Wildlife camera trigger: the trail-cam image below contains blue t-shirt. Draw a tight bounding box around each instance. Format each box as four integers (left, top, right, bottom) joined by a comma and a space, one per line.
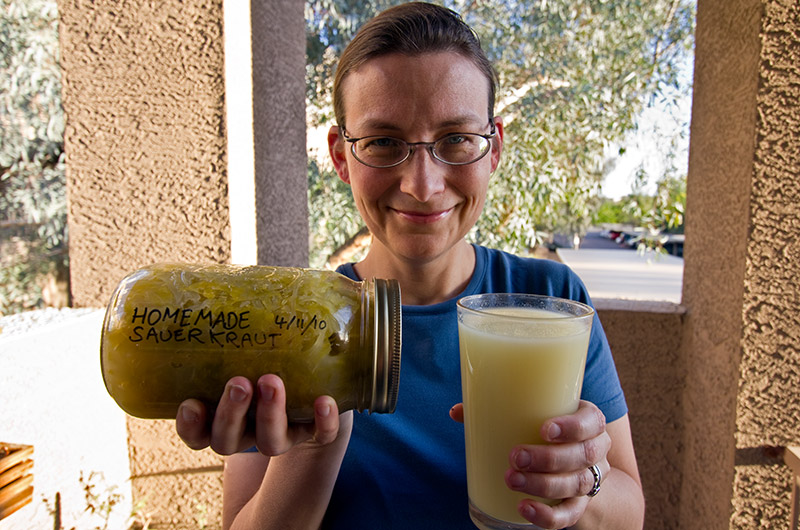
321, 245, 626, 529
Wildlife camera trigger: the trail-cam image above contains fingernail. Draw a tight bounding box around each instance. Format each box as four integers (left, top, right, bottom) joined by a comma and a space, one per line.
259, 383, 275, 402
514, 450, 531, 469
522, 504, 536, 519
547, 422, 562, 440
316, 402, 331, 418
508, 472, 526, 488
229, 384, 248, 402
181, 406, 199, 423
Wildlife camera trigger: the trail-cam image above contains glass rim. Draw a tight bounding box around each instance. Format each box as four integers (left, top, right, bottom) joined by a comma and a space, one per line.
456, 293, 595, 321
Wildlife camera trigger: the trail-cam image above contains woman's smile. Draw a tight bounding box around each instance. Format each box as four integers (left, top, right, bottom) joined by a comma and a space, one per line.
390, 206, 454, 225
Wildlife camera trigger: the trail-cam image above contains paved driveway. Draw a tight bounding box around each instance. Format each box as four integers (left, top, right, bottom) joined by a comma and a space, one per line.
557, 248, 684, 303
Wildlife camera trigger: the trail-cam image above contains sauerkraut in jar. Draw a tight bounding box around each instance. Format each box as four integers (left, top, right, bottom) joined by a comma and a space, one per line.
100, 264, 401, 422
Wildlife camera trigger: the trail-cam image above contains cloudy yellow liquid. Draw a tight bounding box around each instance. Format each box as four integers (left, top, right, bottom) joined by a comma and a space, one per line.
458, 306, 591, 526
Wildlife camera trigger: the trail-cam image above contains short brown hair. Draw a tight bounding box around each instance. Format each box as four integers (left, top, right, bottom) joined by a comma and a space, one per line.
332, 2, 497, 129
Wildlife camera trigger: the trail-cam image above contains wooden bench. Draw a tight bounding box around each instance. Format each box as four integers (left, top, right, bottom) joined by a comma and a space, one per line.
0, 443, 33, 521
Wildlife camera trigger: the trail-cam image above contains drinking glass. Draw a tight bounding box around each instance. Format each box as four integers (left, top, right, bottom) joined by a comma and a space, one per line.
457, 293, 594, 530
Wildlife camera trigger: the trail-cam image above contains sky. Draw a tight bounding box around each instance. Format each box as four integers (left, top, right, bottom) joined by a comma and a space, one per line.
600, 56, 695, 200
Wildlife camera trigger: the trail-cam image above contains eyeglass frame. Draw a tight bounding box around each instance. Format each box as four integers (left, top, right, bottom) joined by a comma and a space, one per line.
340, 121, 497, 168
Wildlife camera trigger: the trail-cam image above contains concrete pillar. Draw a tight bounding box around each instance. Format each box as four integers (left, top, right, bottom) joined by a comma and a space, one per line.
226, 1, 308, 267
58, 0, 307, 526
251, 1, 309, 267
680, 0, 800, 527
731, 0, 800, 526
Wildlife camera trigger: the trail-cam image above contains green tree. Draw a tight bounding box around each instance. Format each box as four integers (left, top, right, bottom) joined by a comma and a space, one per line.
0, 0, 67, 315
622, 173, 686, 234
305, 0, 695, 266
591, 169, 686, 255
305, 0, 401, 267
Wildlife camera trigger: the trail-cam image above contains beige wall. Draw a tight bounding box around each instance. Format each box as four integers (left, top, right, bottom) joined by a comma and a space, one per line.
597, 300, 687, 529
679, 0, 763, 526
58, 0, 307, 526
58, 0, 800, 528
60, 0, 231, 307
679, 0, 800, 528
732, 0, 800, 526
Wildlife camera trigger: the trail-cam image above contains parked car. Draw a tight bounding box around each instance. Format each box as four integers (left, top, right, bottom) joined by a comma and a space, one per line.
662, 234, 684, 257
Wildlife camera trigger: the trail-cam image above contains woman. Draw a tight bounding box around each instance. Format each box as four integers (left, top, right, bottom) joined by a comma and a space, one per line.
176, 3, 645, 529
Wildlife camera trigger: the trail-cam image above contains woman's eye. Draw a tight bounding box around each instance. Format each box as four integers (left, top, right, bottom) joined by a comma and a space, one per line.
443, 134, 467, 145
366, 137, 399, 149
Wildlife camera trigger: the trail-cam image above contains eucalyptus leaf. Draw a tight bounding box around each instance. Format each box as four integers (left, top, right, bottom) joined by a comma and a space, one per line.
1, 0, 66, 315
305, 0, 693, 263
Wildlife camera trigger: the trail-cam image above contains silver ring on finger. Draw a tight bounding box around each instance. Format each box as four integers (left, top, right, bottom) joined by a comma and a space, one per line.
587, 464, 602, 497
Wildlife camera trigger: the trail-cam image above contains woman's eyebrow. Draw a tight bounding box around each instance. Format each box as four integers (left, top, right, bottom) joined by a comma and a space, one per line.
355, 119, 403, 133
436, 115, 485, 128
355, 115, 485, 133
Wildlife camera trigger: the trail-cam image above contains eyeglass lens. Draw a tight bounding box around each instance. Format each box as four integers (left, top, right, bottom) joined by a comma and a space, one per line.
352, 134, 490, 167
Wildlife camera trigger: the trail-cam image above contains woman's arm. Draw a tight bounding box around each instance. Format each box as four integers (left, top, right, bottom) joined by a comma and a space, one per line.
569, 414, 643, 529
176, 374, 353, 530
223, 411, 353, 530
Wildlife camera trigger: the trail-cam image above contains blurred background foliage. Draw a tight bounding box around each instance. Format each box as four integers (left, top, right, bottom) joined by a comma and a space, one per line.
306, 0, 694, 267
1, 0, 693, 313
1, 0, 67, 316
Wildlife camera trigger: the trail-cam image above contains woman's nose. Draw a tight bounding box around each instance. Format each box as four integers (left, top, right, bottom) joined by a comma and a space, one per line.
398, 147, 447, 202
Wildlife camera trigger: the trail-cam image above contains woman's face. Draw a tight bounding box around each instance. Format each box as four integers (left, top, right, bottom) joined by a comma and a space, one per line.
329, 51, 503, 266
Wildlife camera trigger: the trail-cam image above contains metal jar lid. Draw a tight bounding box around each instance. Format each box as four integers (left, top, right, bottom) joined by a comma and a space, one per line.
371, 278, 402, 413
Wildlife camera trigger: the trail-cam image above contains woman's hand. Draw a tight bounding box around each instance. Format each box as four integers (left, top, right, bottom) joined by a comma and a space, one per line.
504, 400, 611, 529
450, 400, 613, 530
176, 374, 344, 456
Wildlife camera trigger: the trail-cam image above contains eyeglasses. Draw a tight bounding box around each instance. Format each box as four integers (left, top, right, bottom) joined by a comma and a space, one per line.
342, 123, 496, 168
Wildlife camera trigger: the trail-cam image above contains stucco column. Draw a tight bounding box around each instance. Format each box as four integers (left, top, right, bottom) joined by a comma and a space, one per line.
58, 0, 307, 526
680, 0, 800, 528
59, 0, 231, 306
731, 0, 800, 527
226, 0, 309, 267
678, 0, 762, 526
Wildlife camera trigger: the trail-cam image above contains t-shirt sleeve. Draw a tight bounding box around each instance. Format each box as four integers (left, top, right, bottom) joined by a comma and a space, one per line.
494, 251, 628, 423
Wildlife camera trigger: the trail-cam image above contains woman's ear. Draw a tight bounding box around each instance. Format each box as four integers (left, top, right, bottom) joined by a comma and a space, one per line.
328, 125, 351, 184
490, 116, 504, 173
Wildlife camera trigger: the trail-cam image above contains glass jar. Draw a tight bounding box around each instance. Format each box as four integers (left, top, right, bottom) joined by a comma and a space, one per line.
100, 263, 402, 422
